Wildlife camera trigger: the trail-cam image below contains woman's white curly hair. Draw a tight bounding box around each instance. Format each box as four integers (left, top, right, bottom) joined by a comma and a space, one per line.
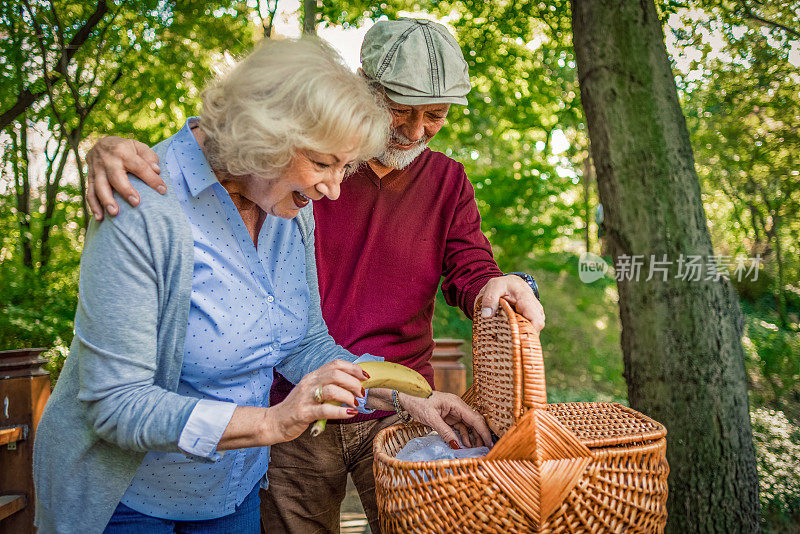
199, 38, 389, 178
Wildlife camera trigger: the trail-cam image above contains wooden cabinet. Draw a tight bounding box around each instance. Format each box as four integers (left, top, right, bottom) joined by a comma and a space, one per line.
0, 348, 50, 534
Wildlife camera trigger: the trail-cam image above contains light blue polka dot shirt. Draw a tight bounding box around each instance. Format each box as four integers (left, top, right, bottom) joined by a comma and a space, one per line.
119, 119, 330, 520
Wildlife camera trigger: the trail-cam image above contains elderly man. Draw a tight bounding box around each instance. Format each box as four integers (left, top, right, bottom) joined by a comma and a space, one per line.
86, 19, 545, 533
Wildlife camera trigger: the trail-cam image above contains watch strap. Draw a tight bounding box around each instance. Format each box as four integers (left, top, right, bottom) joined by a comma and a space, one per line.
508, 272, 540, 301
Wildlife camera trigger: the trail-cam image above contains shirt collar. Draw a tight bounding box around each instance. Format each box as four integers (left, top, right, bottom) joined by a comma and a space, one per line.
174, 118, 219, 198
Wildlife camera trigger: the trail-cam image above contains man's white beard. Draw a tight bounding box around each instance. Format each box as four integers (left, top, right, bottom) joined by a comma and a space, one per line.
375, 132, 430, 170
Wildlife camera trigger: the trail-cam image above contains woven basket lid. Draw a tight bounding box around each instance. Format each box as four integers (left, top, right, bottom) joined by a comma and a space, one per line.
471, 297, 666, 446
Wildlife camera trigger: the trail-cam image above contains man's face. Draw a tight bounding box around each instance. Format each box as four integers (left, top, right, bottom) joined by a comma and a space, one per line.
375, 98, 451, 170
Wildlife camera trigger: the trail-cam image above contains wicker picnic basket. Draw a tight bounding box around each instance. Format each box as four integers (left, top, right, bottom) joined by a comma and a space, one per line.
373, 298, 669, 533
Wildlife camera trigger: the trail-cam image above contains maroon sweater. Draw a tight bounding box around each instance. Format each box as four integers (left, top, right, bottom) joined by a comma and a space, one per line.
270, 148, 503, 421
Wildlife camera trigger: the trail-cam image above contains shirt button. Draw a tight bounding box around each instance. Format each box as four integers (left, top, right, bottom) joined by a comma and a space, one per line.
267, 295, 275, 303
271, 342, 280, 351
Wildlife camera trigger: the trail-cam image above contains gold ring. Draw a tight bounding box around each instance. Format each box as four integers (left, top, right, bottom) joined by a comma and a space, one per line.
313, 387, 324, 404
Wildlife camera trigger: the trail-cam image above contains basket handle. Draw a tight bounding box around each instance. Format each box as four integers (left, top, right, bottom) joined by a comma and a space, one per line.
479, 297, 548, 413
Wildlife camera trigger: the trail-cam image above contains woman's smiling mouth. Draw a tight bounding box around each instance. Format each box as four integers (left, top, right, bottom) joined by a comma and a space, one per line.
292, 191, 310, 208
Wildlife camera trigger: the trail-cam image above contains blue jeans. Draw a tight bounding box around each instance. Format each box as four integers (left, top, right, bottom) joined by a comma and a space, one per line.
104, 483, 260, 533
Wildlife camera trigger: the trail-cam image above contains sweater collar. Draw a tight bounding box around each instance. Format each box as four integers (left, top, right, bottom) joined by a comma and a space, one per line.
364, 148, 430, 189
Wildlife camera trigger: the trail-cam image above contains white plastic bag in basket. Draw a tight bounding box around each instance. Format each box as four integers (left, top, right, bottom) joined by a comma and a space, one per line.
395, 433, 489, 462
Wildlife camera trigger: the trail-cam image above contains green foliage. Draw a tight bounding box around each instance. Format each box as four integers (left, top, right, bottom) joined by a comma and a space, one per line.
751, 408, 800, 530
0, 257, 77, 351
530, 254, 625, 403
671, 1, 800, 328
742, 300, 800, 423
0, 0, 258, 362
320, 0, 421, 27
429, 0, 585, 259
741, 293, 800, 529
0, 184, 81, 381
87, 0, 258, 145
1, 1, 256, 134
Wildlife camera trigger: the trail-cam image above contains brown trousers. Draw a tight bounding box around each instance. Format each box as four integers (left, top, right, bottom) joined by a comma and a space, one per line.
260, 415, 399, 534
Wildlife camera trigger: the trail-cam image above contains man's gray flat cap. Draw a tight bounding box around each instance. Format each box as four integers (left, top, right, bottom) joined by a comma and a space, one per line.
360, 18, 471, 106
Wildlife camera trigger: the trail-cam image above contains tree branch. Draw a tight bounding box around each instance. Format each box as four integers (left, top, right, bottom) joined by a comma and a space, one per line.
22, 0, 69, 137
34, 1, 83, 108
47, 0, 65, 53
82, 6, 121, 103
258, 0, 279, 38
81, 10, 123, 112
740, 3, 800, 39
43, 131, 65, 186
84, 45, 131, 118
0, 0, 108, 130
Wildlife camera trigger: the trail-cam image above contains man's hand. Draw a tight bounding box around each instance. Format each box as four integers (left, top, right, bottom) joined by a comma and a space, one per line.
477, 274, 545, 332
400, 391, 492, 449
86, 136, 165, 220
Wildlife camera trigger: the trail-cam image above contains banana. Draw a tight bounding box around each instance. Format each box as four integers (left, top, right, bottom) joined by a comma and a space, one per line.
310, 361, 432, 437
358, 361, 433, 398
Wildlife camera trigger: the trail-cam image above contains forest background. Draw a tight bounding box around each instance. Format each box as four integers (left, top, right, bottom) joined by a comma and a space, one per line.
1, 0, 798, 531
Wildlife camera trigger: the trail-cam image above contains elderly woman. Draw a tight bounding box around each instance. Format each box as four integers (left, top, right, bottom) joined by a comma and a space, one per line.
34, 39, 490, 534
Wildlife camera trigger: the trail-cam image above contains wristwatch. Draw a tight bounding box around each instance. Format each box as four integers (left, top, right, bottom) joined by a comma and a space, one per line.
391, 390, 412, 424
508, 272, 540, 301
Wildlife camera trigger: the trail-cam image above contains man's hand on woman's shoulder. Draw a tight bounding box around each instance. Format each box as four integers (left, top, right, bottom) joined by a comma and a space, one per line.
86, 136, 165, 220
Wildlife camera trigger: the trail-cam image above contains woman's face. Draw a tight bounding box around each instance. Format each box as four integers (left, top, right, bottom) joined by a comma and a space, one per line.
245, 145, 360, 219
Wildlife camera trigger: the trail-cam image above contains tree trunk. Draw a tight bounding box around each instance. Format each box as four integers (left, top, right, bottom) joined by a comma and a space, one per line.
571, 1, 761, 532
770, 215, 788, 328
11, 119, 33, 268
583, 157, 593, 254
74, 142, 90, 231
302, 0, 317, 35
39, 139, 69, 271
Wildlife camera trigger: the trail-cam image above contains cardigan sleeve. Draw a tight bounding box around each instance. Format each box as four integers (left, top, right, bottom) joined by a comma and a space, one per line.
73, 183, 200, 453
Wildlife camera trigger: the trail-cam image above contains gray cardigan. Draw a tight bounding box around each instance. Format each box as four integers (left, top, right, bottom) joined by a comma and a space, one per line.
33, 140, 360, 533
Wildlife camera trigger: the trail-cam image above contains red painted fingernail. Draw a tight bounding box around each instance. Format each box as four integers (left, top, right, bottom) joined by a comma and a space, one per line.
354, 398, 359, 406
361, 387, 366, 397
449, 440, 461, 450
362, 371, 370, 379
346, 408, 358, 415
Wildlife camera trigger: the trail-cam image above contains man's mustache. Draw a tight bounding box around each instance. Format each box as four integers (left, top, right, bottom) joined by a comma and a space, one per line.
390, 132, 430, 146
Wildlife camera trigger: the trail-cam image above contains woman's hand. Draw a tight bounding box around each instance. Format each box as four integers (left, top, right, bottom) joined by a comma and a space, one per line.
399, 391, 493, 449
86, 136, 166, 220
267, 359, 369, 444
